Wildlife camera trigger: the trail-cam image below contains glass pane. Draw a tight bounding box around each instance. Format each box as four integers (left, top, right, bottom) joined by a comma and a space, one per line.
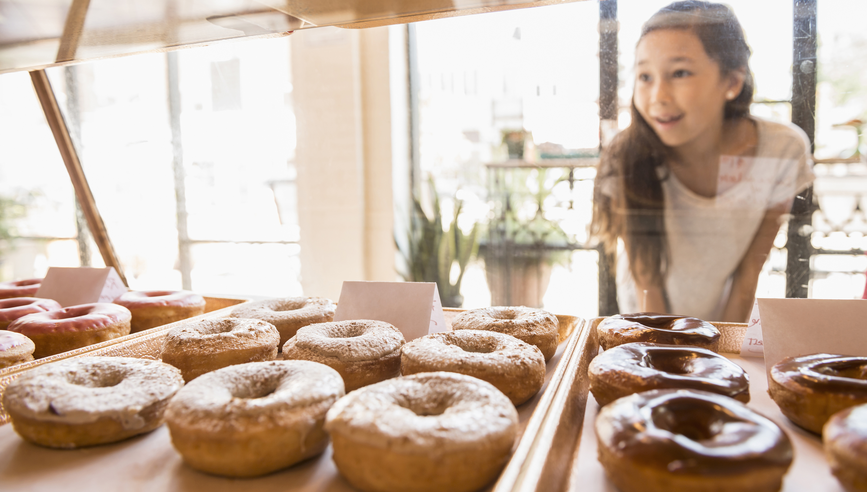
0, 72, 95, 281
44, 35, 301, 297
0, 0, 585, 75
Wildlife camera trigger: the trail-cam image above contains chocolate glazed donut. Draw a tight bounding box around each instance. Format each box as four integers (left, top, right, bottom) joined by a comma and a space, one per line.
769, 353, 867, 434
595, 389, 793, 492
597, 313, 720, 352
589, 343, 749, 406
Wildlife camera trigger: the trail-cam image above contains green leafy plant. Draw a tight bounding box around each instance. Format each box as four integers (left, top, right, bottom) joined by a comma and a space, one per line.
397, 177, 479, 308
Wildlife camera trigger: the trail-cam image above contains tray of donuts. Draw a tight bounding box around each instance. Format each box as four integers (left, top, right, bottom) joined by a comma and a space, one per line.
0, 283, 248, 374
548, 314, 863, 492
0, 301, 589, 492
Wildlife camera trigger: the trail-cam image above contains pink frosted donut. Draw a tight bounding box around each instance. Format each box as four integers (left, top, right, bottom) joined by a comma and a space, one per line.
0, 297, 62, 330
113, 290, 206, 332
0, 331, 36, 369
8, 303, 131, 358
0, 279, 42, 300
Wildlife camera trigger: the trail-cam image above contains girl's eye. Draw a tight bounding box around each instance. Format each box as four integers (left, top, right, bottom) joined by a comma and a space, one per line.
672, 69, 691, 78
638, 73, 651, 83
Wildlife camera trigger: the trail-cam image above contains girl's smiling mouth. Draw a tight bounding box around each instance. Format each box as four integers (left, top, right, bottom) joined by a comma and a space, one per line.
654, 114, 684, 129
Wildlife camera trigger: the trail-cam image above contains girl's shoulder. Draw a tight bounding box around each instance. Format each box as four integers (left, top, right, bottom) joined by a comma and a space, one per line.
752, 116, 811, 158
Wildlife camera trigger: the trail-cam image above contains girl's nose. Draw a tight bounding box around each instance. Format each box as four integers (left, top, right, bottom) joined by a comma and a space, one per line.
650, 80, 672, 104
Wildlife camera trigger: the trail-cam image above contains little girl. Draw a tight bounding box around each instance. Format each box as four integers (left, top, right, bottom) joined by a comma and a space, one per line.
591, 1, 814, 322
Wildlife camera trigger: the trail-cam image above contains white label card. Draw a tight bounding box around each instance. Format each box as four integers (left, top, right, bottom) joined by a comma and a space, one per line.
758, 298, 867, 375
333, 281, 446, 342
740, 299, 765, 358
35, 267, 127, 307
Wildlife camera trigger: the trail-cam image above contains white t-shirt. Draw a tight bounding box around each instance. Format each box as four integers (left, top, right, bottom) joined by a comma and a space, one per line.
613, 117, 815, 321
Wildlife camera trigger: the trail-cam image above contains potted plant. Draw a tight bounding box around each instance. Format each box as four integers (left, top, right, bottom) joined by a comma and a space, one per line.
501, 129, 532, 160
397, 177, 480, 308
482, 168, 571, 308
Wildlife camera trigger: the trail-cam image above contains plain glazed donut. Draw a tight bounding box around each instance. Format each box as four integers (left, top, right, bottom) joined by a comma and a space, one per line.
401, 330, 545, 405
451, 306, 559, 361
230, 296, 336, 347
2, 356, 184, 448
595, 389, 793, 492
113, 290, 206, 332
0, 331, 36, 369
160, 318, 280, 382
824, 403, 867, 492
8, 303, 131, 358
597, 313, 720, 352
282, 320, 405, 391
165, 360, 344, 477
589, 342, 749, 406
0, 297, 61, 330
0, 278, 41, 300
325, 371, 518, 492
769, 353, 867, 434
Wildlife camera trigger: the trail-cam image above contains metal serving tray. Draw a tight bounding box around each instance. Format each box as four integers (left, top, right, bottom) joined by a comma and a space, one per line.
0, 307, 585, 492
0, 296, 248, 424
526, 317, 845, 492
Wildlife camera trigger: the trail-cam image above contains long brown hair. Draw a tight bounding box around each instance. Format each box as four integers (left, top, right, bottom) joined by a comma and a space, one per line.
591, 1, 755, 290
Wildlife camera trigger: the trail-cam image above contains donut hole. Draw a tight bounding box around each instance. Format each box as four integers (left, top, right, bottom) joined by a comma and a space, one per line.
395, 396, 452, 417
199, 319, 238, 335
641, 351, 696, 375
651, 400, 728, 441
144, 291, 174, 298
272, 300, 307, 312
492, 310, 518, 320
326, 323, 367, 339
814, 360, 867, 381
66, 369, 125, 388
451, 338, 498, 354
231, 375, 283, 400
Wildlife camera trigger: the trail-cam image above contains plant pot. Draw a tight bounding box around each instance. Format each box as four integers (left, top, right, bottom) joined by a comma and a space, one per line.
483, 252, 553, 308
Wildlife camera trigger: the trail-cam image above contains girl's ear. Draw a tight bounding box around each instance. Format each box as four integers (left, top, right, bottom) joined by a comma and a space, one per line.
725, 67, 747, 101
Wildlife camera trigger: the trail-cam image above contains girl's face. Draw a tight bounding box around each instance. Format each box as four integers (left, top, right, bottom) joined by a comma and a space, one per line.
633, 29, 745, 151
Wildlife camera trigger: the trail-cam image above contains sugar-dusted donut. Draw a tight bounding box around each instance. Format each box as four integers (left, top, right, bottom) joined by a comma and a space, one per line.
769, 353, 867, 434
113, 290, 206, 332
596, 389, 793, 492
0, 331, 36, 369
0, 278, 42, 300
401, 330, 545, 405
165, 360, 344, 477
589, 342, 749, 406
325, 372, 518, 492
824, 403, 867, 492
7, 303, 131, 358
160, 317, 280, 382
0, 297, 61, 330
2, 356, 183, 448
451, 306, 559, 361
282, 320, 405, 391
597, 313, 720, 352
230, 296, 336, 347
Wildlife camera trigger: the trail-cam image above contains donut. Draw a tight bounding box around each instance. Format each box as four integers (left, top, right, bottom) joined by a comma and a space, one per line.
451, 306, 559, 361
113, 290, 206, 332
401, 330, 545, 405
588, 342, 749, 406
325, 371, 518, 492
230, 296, 336, 347
2, 356, 183, 448
282, 320, 405, 392
769, 353, 867, 434
0, 278, 41, 300
165, 360, 344, 477
160, 317, 280, 382
0, 297, 61, 330
0, 331, 36, 369
597, 313, 720, 352
824, 403, 867, 492
595, 389, 793, 492
7, 303, 132, 359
